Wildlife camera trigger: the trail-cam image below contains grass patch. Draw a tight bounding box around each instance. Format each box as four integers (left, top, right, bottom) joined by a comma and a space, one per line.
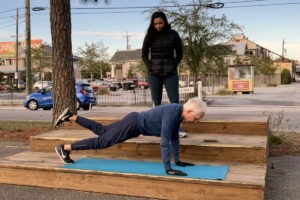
269, 134, 283, 145
216, 89, 235, 95
269, 132, 300, 156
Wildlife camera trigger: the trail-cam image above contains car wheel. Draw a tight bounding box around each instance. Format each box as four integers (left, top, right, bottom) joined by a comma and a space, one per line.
27, 100, 39, 110
82, 105, 90, 110
141, 85, 145, 89
76, 99, 81, 110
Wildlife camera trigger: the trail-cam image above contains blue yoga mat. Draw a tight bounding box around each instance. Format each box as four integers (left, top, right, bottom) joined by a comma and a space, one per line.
63, 158, 229, 180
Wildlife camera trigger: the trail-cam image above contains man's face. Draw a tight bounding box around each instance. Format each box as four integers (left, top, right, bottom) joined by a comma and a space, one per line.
184, 111, 205, 122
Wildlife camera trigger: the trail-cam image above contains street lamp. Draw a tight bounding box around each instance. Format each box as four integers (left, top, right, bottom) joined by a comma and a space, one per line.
32, 7, 47, 11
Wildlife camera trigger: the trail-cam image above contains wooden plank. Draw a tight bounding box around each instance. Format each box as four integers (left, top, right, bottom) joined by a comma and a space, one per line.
30, 130, 267, 163
63, 118, 268, 136
182, 121, 268, 136
0, 166, 264, 200
0, 151, 266, 200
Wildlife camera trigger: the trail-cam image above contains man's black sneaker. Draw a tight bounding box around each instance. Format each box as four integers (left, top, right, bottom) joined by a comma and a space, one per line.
55, 144, 74, 164
54, 108, 73, 127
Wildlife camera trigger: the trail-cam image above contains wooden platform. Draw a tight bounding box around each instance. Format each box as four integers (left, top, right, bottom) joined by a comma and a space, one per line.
0, 118, 269, 200
0, 151, 266, 200
31, 129, 268, 163
64, 119, 269, 136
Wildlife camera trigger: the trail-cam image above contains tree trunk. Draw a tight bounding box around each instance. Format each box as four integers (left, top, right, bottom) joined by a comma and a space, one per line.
50, 0, 76, 125
193, 74, 197, 96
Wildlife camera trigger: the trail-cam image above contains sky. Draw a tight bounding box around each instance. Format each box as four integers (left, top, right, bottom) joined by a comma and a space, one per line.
0, 0, 300, 61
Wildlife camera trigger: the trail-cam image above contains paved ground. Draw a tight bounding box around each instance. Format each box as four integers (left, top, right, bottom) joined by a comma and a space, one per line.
266, 156, 300, 200
1, 83, 300, 199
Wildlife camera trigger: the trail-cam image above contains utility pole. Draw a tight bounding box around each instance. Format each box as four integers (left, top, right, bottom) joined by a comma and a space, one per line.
282, 39, 285, 62
124, 31, 132, 50
25, 0, 32, 94
15, 8, 19, 90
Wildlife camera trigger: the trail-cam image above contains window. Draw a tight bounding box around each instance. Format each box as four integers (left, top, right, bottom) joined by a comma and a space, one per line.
225, 58, 231, 65
234, 66, 251, 80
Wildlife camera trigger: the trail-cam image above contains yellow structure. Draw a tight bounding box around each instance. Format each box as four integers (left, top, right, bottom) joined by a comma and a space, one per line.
272, 61, 292, 74
228, 65, 254, 93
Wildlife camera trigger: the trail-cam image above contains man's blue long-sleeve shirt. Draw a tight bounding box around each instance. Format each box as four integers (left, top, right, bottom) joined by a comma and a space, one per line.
137, 104, 183, 170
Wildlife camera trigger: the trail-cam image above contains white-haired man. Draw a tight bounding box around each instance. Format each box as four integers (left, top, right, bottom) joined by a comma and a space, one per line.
54, 97, 206, 176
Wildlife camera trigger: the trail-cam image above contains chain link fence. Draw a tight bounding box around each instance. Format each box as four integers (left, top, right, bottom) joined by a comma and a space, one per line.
0, 87, 197, 106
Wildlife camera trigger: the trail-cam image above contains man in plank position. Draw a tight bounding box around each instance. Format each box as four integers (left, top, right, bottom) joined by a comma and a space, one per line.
54, 97, 206, 176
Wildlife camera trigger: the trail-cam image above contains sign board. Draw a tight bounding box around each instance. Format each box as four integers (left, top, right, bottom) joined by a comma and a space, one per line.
232, 80, 249, 90
0, 39, 43, 58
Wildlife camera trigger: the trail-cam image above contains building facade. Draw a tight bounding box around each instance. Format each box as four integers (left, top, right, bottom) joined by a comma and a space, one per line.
110, 49, 142, 80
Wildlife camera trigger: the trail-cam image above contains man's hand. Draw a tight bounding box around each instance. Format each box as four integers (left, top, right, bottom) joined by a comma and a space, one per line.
175, 161, 195, 167
166, 169, 187, 176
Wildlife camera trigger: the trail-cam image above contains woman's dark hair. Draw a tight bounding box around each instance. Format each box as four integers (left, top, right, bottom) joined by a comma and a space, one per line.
145, 11, 171, 43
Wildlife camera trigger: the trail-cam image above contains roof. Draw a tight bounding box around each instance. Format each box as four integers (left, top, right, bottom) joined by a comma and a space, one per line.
232, 42, 247, 55
110, 49, 142, 62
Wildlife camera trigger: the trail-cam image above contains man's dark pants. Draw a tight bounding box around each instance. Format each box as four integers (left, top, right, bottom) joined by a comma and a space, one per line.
71, 112, 141, 151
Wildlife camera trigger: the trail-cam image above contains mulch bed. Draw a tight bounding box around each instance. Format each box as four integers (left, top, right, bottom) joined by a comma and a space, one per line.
0, 128, 50, 143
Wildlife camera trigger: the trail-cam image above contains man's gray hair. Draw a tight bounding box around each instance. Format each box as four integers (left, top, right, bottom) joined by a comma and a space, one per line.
184, 97, 207, 114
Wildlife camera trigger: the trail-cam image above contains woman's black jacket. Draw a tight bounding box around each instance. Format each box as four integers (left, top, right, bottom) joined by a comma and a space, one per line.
142, 29, 183, 77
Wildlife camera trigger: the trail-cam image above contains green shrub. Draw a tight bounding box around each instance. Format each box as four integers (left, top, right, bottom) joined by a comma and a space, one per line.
270, 135, 283, 145
267, 83, 277, 87
96, 87, 109, 95
281, 69, 292, 84
216, 89, 234, 95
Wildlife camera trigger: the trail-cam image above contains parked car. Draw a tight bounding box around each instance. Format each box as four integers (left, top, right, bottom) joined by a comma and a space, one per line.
0, 84, 5, 91
179, 80, 186, 87
23, 83, 97, 110
33, 81, 52, 90
13, 81, 26, 90
137, 81, 149, 89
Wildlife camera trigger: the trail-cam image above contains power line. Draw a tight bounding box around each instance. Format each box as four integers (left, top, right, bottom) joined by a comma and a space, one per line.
0, 8, 24, 14
0, 19, 17, 26
31, 3, 224, 11
29, 1, 300, 13
71, 10, 143, 14
0, 16, 24, 24
223, 0, 289, 4
0, 8, 17, 14
0, 20, 25, 30
32, 10, 143, 15
224, 2, 300, 8
0, 14, 25, 21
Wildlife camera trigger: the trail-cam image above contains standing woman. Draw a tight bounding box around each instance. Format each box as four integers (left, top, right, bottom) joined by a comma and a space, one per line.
142, 11, 183, 106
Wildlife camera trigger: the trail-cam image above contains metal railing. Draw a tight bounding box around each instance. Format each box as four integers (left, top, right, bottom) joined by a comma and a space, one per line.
0, 84, 225, 106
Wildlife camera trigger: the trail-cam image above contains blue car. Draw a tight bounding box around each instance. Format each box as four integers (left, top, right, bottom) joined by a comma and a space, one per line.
24, 82, 97, 110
